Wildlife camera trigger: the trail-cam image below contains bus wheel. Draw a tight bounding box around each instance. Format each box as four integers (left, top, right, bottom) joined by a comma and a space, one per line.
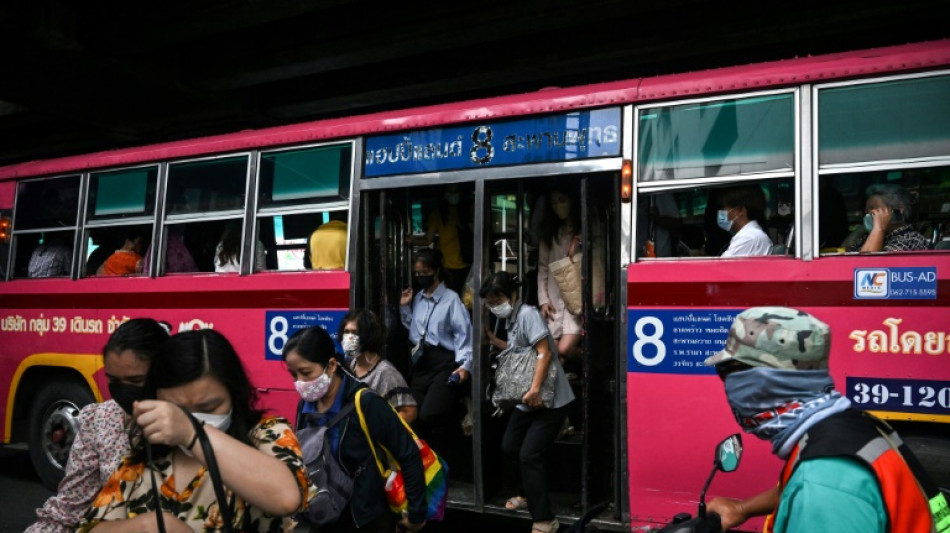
902, 430, 950, 490
27, 380, 95, 490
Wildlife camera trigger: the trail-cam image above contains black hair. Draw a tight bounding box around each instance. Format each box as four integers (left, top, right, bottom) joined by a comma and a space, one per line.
102, 318, 170, 362
282, 325, 348, 375
147, 329, 263, 446
538, 187, 581, 248
337, 309, 386, 356
217, 220, 242, 267
719, 184, 767, 223
479, 271, 521, 299
413, 248, 443, 281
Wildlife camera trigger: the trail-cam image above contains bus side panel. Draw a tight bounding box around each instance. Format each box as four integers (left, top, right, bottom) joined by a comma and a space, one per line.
625, 255, 949, 530
1, 272, 351, 435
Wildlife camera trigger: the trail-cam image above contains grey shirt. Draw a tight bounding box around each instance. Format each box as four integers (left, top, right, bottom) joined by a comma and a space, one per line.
505, 301, 574, 410
349, 358, 417, 411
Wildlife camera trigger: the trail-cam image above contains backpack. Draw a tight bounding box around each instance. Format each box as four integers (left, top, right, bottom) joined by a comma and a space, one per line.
296, 402, 357, 527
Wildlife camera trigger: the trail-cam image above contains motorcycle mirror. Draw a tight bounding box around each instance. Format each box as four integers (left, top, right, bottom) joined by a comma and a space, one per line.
714, 433, 743, 473
698, 433, 743, 520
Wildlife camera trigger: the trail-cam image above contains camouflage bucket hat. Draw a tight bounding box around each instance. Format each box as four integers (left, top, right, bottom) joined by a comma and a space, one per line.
704, 307, 831, 370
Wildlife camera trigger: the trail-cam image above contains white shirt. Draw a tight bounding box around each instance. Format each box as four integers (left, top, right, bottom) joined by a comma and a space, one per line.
721, 220, 772, 257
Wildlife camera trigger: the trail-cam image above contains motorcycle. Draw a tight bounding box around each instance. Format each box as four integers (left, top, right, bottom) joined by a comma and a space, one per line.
654, 433, 743, 533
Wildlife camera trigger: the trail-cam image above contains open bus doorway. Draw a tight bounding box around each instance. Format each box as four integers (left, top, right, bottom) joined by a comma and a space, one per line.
358, 172, 622, 528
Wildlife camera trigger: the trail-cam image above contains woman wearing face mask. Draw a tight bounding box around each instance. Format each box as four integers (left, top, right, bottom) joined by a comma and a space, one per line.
79, 329, 310, 533
339, 308, 418, 424
846, 183, 928, 253
27, 318, 170, 533
399, 249, 472, 458
407, 184, 472, 294
537, 187, 583, 363
284, 325, 427, 533
481, 271, 574, 533
716, 184, 773, 257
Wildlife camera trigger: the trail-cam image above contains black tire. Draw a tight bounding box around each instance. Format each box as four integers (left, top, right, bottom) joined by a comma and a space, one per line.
27, 379, 96, 490
902, 430, 950, 491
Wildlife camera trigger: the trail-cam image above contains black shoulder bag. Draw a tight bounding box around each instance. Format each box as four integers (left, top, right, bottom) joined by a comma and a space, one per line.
146, 407, 236, 533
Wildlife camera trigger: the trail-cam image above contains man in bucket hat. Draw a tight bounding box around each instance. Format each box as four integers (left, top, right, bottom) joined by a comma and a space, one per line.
705, 307, 949, 533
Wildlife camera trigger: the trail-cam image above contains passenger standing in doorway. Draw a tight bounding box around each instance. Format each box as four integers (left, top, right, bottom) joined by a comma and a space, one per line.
399, 249, 472, 460
408, 184, 472, 294
481, 271, 574, 533
537, 188, 583, 364
27, 318, 170, 533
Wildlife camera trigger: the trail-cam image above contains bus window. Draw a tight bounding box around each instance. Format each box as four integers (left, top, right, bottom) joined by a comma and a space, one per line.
256, 144, 352, 272
816, 74, 950, 254
11, 176, 80, 279
155, 156, 250, 275
820, 168, 950, 254
636, 179, 794, 259
84, 166, 158, 277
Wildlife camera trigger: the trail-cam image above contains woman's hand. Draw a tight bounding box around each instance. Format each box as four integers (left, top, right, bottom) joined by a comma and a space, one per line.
867, 206, 892, 232
398, 516, 426, 533
133, 400, 194, 448
452, 368, 470, 383
522, 387, 542, 408
540, 303, 554, 321
400, 287, 414, 306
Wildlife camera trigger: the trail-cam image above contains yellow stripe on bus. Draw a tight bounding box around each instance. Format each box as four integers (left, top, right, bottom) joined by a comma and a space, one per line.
3, 353, 104, 443
868, 410, 950, 424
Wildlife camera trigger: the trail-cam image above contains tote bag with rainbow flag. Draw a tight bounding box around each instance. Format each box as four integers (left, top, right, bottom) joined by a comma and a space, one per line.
354, 389, 449, 521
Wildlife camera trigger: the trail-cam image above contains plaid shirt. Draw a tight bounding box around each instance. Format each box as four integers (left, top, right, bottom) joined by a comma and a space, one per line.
27, 244, 71, 277
848, 225, 929, 252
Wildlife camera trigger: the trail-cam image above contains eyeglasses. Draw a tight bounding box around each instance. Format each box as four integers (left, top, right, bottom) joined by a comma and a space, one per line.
715, 360, 753, 381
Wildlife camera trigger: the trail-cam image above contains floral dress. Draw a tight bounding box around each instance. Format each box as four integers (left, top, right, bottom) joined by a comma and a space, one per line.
78, 416, 312, 533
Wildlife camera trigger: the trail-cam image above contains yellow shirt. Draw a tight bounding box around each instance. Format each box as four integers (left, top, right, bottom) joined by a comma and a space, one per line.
309, 220, 347, 270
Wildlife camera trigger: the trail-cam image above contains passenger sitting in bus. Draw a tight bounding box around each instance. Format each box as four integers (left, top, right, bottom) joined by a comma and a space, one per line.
79, 329, 310, 532
27, 233, 72, 278
407, 184, 472, 294
214, 220, 266, 272
845, 183, 928, 253
716, 184, 773, 257
480, 271, 574, 533
339, 308, 418, 423
400, 249, 472, 466
308, 210, 347, 270
537, 187, 583, 363
27, 318, 169, 533
95, 231, 147, 276
141, 226, 197, 275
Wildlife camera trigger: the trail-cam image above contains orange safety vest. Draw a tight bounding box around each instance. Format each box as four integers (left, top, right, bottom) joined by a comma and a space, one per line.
763, 410, 947, 533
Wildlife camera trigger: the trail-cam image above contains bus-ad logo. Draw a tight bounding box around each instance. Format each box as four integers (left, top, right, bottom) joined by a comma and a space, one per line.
855, 269, 888, 298
854, 267, 937, 300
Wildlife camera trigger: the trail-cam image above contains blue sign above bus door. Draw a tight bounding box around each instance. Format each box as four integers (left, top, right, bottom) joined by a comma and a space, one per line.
363, 108, 622, 177
264, 310, 346, 360
628, 309, 738, 375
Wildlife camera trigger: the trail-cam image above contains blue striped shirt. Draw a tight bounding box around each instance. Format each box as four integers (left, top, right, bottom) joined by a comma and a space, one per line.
400, 282, 473, 372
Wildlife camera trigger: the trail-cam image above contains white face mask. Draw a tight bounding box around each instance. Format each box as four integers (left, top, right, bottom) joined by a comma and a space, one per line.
717, 209, 735, 232
341, 333, 360, 355
489, 301, 513, 318
192, 409, 232, 432
295, 371, 332, 403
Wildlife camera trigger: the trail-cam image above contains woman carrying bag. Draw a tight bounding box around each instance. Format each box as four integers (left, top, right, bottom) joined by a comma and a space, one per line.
482, 271, 574, 533
283, 325, 427, 533
78, 329, 310, 533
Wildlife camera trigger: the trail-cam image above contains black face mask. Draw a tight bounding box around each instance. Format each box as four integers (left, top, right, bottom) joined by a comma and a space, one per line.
416, 274, 435, 289
108, 382, 145, 415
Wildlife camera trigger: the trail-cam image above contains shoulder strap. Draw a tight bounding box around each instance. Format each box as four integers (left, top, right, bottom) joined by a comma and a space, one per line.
353, 388, 420, 478
328, 400, 357, 428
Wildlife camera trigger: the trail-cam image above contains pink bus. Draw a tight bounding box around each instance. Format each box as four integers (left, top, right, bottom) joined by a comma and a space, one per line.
1, 38, 948, 531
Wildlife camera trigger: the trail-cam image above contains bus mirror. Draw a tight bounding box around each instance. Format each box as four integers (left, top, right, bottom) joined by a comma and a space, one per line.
0, 216, 11, 244
621, 159, 632, 203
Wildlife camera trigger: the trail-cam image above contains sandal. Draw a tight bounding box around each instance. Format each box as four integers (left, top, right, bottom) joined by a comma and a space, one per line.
505, 496, 528, 511
532, 518, 559, 533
